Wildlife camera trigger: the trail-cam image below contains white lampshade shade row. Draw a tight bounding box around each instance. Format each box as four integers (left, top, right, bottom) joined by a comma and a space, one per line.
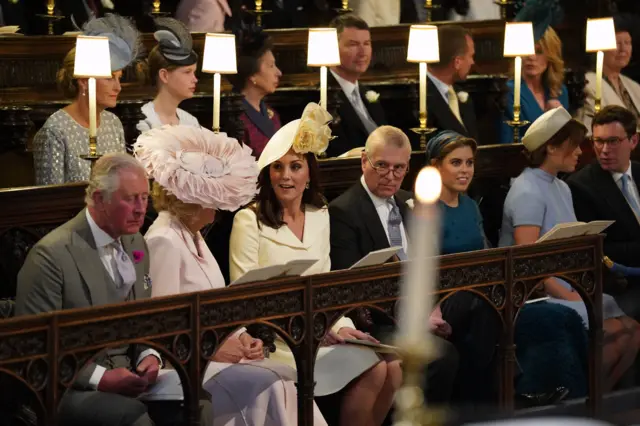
73, 36, 112, 79
407, 25, 440, 63
307, 28, 341, 67
586, 18, 617, 52
503, 22, 535, 57
202, 33, 238, 74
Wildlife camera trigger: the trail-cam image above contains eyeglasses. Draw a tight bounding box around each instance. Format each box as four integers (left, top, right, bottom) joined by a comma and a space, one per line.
592, 136, 628, 148
366, 155, 409, 177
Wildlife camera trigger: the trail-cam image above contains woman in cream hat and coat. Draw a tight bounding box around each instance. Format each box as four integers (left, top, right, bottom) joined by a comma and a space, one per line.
230, 103, 402, 426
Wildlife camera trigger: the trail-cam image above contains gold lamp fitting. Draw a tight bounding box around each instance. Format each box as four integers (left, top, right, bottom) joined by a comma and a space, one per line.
505, 107, 530, 144
80, 136, 102, 167
247, 0, 272, 26
424, 0, 440, 22
411, 112, 436, 151
37, 0, 64, 35
493, 0, 515, 20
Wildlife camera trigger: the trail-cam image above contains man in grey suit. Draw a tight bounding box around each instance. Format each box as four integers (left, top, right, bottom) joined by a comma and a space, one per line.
16, 153, 160, 426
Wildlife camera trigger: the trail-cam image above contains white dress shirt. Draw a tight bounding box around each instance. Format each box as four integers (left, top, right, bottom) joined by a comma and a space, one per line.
330, 69, 378, 134
427, 72, 452, 105
612, 163, 640, 219
85, 210, 162, 389
360, 176, 409, 254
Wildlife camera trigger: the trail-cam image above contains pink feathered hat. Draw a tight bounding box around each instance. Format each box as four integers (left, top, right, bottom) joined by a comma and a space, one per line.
134, 125, 259, 211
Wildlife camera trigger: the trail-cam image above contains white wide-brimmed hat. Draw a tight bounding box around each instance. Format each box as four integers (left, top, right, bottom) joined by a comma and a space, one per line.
522, 107, 586, 152
134, 125, 259, 211
257, 103, 333, 170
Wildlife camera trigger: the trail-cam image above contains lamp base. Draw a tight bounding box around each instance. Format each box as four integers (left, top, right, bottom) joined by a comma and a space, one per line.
36, 14, 64, 35
149, 10, 171, 16
411, 126, 437, 150
334, 7, 353, 13
393, 339, 446, 426
504, 119, 530, 144
493, 0, 515, 19
246, 9, 272, 26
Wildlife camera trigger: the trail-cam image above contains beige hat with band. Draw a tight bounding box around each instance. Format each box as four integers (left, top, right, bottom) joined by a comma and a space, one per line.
522, 107, 586, 152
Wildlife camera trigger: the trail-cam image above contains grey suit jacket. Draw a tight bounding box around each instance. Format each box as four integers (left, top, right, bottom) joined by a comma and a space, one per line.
16, 210, 152, 389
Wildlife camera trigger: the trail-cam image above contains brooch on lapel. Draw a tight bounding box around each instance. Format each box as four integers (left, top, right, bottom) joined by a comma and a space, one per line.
406, 199, 415, 209
457, 91, 469, 103
267, 108, 275, 119
132, 250, 144, 264
143, 274, 153, 290
365, 90, 380, 103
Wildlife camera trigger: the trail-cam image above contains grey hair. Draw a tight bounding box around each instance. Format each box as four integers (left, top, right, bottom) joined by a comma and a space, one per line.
85, 153, 147, 206
365, 125, 411, 156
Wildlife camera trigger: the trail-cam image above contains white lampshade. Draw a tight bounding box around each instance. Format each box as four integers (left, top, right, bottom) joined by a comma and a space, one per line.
202, 33, 237, 74
73, 35, 111, 78
407, 25, 440, 63
586, 18, 617, 52
503, 22, 535, 57
307, 28, 340, 67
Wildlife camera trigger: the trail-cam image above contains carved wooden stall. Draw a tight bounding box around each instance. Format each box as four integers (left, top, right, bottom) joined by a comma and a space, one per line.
0, 234, 605, 426
0, 20, 589, 188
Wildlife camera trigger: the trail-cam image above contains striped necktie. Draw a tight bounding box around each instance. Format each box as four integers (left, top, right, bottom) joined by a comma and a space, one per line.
621, 174, 640, 219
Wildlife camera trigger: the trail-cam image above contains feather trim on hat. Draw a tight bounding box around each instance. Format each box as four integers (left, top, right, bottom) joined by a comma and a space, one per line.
154, 18, 197, 65
134, 126, 259, 212
233, 22, 270, 57
83, 14, 144, 72
515, 0, 564, 41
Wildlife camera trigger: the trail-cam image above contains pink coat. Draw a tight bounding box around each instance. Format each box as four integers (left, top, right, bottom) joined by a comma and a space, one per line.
175, 0, 231, 33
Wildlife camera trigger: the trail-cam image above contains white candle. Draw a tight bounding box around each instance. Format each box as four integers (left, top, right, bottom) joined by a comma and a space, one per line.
320, 66, 328, 110
88, 77, 97, 138
596, 50, 604, 107
213, 72, 221, 132
513, 56, 522, 111
398, 167, 442, 347
419, 62, 427, 123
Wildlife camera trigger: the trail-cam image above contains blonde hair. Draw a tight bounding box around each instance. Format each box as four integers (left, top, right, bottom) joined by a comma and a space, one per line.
85, 153, 147, 206
539, 27, 565, 99
57, 48, 79, 99
151, 181, 202, 222
365, 125, 411, 156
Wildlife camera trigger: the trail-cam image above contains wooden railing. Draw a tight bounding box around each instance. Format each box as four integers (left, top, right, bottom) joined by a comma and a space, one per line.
0, 235, 604, 425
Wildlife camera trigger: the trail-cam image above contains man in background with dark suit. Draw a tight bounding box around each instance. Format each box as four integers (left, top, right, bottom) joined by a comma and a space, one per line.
427, 25, 479, 143
567, 105, 640, 321
325, 13, 387, 157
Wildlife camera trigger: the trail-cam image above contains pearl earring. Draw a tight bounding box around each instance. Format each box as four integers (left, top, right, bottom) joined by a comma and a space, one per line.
305, 182, 310, 189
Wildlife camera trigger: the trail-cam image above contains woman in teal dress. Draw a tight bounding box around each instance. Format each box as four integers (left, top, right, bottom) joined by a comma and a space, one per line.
500, 27, 569, 144
499, 107, 640, 391
430, 130, 587, 401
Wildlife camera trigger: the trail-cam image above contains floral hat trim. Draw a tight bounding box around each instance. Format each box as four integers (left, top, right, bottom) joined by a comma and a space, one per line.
292, 103, 333, 155
134, 125, 259, 212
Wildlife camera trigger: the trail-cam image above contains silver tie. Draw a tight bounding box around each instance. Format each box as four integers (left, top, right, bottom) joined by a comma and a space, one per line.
110, 241, 137, 297
387, 201, 407, 260
351, 88, 378, 134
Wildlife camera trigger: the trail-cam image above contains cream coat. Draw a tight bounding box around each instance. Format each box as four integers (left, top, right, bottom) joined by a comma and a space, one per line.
580, 71, 640, 133
229, 205, 380, 396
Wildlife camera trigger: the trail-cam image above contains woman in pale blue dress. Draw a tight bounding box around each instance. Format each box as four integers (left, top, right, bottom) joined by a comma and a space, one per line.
499, 107, 640, 390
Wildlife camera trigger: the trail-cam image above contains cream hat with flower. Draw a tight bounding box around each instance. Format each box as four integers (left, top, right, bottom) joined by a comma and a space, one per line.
257, 103, 333, 170
522, 107, 586, 152
134, 125, 259, 211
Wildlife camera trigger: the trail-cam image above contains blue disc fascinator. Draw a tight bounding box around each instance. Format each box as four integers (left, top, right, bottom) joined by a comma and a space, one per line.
83, 14, 144, 72
515, 0, 564, 42
425, 130, 465, 163
153, 18, 198, 66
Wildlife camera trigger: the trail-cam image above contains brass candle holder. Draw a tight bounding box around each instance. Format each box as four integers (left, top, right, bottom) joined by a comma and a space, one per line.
80, 136, 102, 169
334, 0, 353, 14
150, 0, 170, 17
493, 0, 515, 20
424, 0, 440, 23
393, 340, 445, 426
411, 112, 437, 151
505, 105, 529, 144
37, 0, 64, 35
247, 0, 272, 27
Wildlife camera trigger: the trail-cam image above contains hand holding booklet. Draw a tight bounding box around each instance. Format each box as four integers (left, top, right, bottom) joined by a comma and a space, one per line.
536, 220, 615, 243
231, 258, 319, 285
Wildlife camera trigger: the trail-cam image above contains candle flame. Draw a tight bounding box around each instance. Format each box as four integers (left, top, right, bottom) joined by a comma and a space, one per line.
415, 167, 441, 204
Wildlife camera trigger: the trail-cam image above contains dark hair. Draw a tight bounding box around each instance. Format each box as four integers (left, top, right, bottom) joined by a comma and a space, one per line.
430, 136, 477, 164
592, 105, 637, 138
227, 26, 274, 92
527, 120, 587, 167
138, 45, 183, 87
252, 153, 326, 229
614, 15, 633, 36
329, 13, 370, 36
431, 25, 472, 69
